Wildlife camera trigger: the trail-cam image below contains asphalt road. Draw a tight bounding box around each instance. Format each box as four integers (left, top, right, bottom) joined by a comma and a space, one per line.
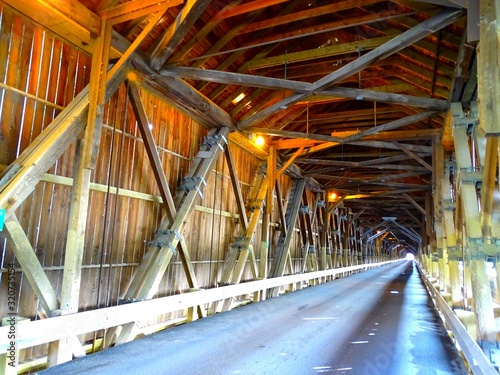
39, 261, 467, 375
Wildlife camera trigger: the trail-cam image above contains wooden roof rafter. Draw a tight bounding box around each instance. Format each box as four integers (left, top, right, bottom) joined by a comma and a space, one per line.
0, 0, 474, 251
211, 0, 291, 22
97, 0, 183, 24
167, 0, 245, 64
239, 0, 387, 35
149, 0, 213, 70
238, 8, 464, 130
188, 6, 269, 70
195, 0, 315, 101
240, 9, 417, 49
162, 65, 448, 110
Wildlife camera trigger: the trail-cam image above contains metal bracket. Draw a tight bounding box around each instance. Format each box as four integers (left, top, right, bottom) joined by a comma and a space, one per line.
148, 229, 182, 255
249, 199, 264, 211
317, 200, 326, 208
203, 134, 227, 151
469, 251, 487, 261
448, 246, 461, 261
443, 202, 455, 211
231, 236, 252, 250
307, 245, 315, 254
147, 240, 178, 255
451, 102, 479, 129
178, 176, 207, 198
299, 205, 310, 214
155, 229, 183, 241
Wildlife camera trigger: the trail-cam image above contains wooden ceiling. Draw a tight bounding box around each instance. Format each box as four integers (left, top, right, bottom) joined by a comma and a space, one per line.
4, 0, 473, 248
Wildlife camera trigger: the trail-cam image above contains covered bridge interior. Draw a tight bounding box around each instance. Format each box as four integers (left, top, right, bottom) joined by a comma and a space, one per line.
0, 0, 498, 372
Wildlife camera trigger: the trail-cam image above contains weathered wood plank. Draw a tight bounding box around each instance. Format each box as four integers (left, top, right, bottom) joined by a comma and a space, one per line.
479, 137, 498, 238
4, 216, 59, 314
98, 0, 182, 23
225, 145, 249, 231
244, 9, 412, 49
238, 8, 463, 130
319, 87, 448, 110
128, 82, 176, 221
149, 0, 212, 70
161, 65, 311, 92
0, 62, 130, 217
242, 35, 396, 71
276, 147, 304, 179
477, 0, 500, 134
213, 0, 290, 21
392, 141, 433, 171
169, 0, 245, 64
240, 0, 385, 34
311, 8, 464, 91
2, 0, 104, 57
403, 193, 426, 216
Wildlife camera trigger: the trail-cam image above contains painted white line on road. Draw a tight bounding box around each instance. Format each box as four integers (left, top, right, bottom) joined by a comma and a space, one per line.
302, 317, 340, 320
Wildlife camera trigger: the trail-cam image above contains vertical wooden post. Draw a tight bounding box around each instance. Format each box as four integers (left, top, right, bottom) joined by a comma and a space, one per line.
478, 0, 500, 136
448, 259, 461, 306
60, 140, 90, 314
319, 197, 327, 272
55, 20, 112, 366
443, 164, 461, 305
470, 245, 497, 342
496, 256, 500, 301
463, 257, 473, 308
452, 103, 498, 341
61, 20, 112, 309
443, 240, 450, 293
258, 148, 276, 301
258, 213, 269, 301
436, 220, 445, 291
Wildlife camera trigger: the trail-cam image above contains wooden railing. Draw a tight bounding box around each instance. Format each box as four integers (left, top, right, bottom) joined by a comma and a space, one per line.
0, 260, 400, 354
418, 265, 498, 375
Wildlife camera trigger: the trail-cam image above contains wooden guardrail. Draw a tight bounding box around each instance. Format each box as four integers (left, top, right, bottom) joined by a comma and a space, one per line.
0, 260, 400, 354
418, 265, 498, 375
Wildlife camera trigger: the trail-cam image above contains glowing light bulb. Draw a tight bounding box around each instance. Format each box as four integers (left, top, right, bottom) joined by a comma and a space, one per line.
328, 192, 337, 201
255, 135, 265, 147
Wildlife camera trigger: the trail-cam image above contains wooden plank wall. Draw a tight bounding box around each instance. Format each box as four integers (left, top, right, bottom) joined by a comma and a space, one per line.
0, 5, 313, 362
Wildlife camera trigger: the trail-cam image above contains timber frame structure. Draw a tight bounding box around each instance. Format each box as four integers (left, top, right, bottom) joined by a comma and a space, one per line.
0, 0, 500, 372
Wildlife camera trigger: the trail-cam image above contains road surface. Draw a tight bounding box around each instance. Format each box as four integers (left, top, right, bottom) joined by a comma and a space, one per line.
39, 261, 466, 374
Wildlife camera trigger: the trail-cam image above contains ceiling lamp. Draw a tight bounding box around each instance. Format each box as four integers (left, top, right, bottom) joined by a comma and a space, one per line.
232, 93, 246, 105
254, 135, 265, 147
